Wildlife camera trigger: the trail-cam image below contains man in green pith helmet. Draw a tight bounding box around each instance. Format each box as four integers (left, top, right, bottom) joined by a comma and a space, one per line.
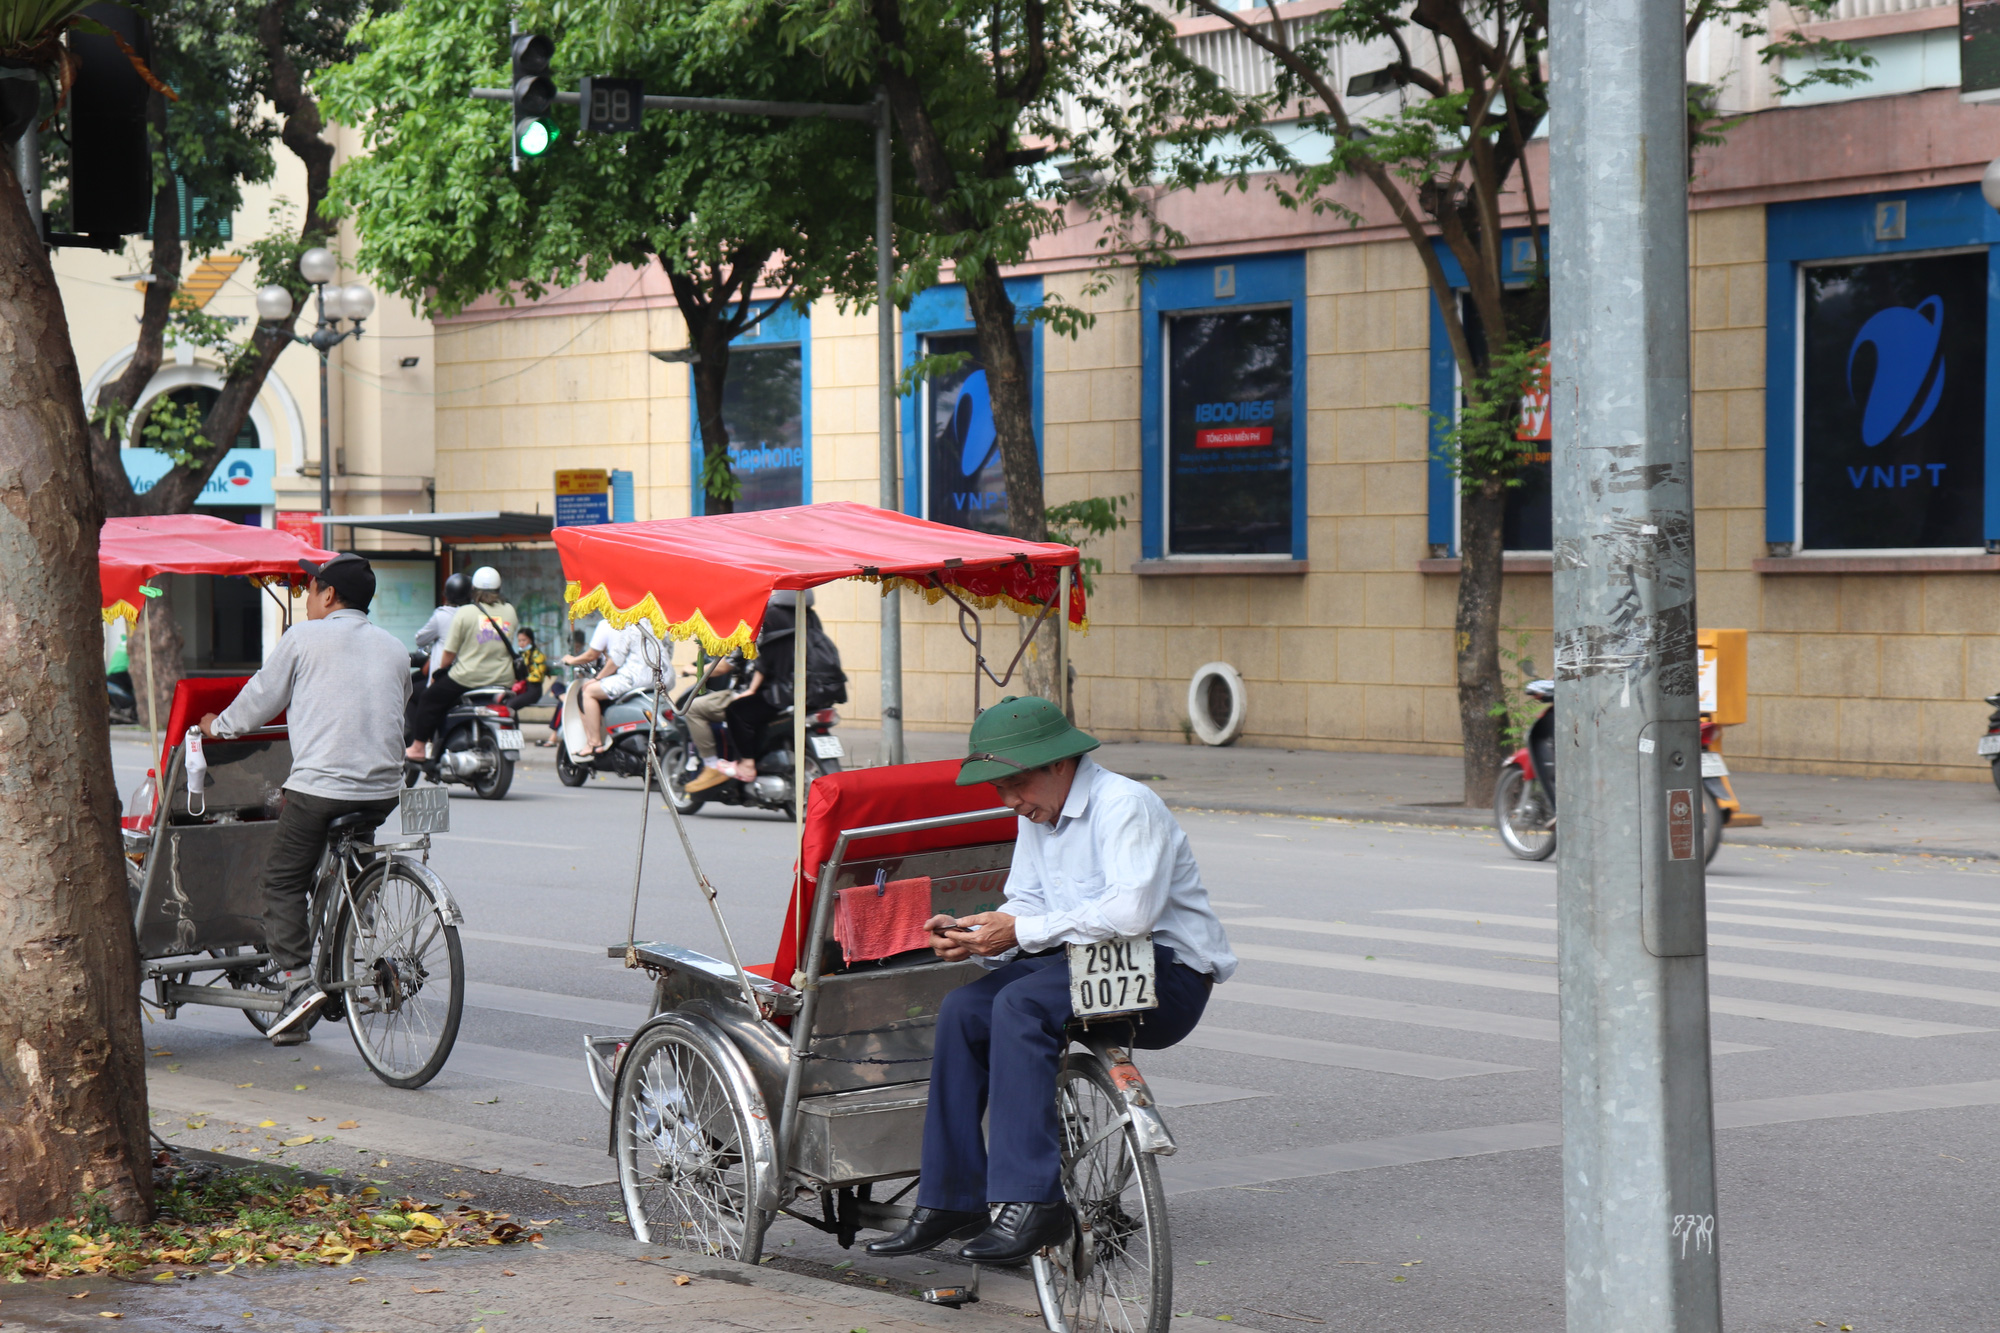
867, 695, 1236, 1267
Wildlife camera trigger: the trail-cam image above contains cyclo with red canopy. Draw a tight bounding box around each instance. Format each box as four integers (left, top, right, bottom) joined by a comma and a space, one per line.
560, 502, 1178, 1331
104, 514, 466, 1088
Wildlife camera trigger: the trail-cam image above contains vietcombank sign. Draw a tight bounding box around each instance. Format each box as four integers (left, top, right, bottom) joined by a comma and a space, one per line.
122, 448, 276, 506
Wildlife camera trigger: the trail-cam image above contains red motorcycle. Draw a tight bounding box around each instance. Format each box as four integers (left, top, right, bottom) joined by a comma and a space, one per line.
1494, 680, 1723, 864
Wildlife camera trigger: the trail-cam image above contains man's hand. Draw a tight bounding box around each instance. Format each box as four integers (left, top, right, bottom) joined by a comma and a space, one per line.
198, 712, 220, 739
925, 914, 973, 961
942, 911, 1018, 959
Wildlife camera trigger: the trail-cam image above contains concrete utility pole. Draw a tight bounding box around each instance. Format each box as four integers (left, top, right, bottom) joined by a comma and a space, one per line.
1548, 0, 1722, 1322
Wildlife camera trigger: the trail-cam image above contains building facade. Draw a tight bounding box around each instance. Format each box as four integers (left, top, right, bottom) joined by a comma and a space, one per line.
420, 0, 2000, 782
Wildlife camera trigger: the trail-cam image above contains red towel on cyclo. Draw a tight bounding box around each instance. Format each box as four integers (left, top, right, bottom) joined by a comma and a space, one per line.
834, 876, 934, 963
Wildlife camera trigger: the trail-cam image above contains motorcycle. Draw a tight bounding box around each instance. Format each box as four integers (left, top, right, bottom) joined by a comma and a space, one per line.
1494, 679, 1723, 864
553, 679, 676, 789
1979, 691, 2000, 791
402, 652, 522, 800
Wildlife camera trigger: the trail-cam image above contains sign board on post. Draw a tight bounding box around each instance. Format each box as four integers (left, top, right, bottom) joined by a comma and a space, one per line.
1696, 628, 1747, 726
275, 511, 322, 546
554, 469, 611, 527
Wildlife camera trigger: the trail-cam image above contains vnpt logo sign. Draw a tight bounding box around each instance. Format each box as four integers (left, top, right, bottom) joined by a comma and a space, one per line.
1847, 295, 1945, 448
953, 370, 998, 479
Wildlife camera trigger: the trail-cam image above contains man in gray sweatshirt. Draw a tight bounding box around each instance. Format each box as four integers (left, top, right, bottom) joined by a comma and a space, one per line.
200, 553, 410, 1044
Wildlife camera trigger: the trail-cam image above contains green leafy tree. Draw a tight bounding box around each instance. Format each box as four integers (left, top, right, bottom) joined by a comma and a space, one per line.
322, 0, 886, 514
1182, 0, 1869, 803
744, 0, 1263, 543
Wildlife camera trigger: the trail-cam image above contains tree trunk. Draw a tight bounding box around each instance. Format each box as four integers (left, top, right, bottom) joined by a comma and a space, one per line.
0, 154, 154, 1227
689, 320, 735, 515
1455, 477, 1508, 807
962, 268, 1042, 544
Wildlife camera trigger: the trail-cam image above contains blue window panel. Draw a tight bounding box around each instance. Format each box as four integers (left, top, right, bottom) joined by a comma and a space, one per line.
1764, 184, 2000, 546
610, 469, 634, 523
690, 301, 812, 516
900, 277, 1045, 519
1139, 254, 1308, 560
1424, 229, 1548, 555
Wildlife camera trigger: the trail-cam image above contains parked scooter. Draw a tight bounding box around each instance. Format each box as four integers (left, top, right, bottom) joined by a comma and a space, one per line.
1979, 691, 2000, 791
402, 651, 522, 799
1493, 679, 1723, 864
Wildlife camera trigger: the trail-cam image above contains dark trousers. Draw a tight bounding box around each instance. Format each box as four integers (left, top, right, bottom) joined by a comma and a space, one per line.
725, 694, 776, 759
510, 681, 544, 710
406, 674, 470, 745
261, 790, 398, 971
918, 943, 1213, 1210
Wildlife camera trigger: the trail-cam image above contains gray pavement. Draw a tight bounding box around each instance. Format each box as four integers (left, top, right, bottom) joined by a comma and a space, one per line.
105, 734, 2000, 1329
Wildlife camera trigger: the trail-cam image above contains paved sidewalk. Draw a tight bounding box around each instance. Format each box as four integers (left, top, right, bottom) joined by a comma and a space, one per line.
0, 1227, 1019, 1333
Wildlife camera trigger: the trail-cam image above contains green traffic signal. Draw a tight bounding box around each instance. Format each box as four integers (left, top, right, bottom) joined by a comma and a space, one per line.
517, 117, 557, 156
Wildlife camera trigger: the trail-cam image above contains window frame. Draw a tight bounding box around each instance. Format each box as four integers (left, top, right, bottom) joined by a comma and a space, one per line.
1140, 253, 1307, 562
899, 277, 1045, 521
1424, 231, 1547, 557
689, 301, 812, 516
1766, 183, 2000, 553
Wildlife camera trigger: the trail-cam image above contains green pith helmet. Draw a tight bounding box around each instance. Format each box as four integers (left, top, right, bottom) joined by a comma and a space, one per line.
957, 695, 1100, 786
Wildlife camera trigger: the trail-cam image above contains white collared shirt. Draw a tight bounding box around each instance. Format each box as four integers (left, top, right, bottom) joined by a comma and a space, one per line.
1001, 756, 1236, 980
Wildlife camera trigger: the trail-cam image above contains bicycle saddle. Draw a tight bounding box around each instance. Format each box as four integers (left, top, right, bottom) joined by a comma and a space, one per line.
325, 811, 385, 842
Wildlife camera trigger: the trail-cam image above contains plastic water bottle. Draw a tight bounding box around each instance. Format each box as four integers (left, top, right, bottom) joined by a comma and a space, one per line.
184, 728, 208, 813
122, 769, 157, 833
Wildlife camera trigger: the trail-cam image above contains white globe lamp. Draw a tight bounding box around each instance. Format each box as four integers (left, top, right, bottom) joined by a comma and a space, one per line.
340, 284, 376, 321
298, 246, 339, 286
253, 284, 294, 323
1983, 157, 2000, 213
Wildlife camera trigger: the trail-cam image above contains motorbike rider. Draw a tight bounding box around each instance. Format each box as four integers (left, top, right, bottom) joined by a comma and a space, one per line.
414, 571, 473, 682
404, 566, 518, 761
509, 626, 547, 710
683, 650, 749, 792
575, 620, 664, 758
197, 554, 409, 1045
866, 695, 1235, 1265
721, 591, 845, 783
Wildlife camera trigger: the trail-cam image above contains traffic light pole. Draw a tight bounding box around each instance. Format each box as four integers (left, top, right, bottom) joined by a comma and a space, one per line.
469, 85, 905, 763
1548, 0, 1722, 1323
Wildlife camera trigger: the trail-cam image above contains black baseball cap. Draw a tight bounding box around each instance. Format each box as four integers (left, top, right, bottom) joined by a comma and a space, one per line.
299, 553, 376, 612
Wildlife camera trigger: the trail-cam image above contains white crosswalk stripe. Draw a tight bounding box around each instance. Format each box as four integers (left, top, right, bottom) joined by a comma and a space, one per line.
1230, 915, 2000, 1014
1389, 907, 2000, 978
1178, 1027, 1529, 1080
1874, 897, 2000, 913
1713, 899, 2000, 929
1230, 943, 1990, 1037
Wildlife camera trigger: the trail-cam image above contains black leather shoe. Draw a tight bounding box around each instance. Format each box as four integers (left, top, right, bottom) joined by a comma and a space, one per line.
957, 1201, 1073, 1267
864, 1207, 987, 1257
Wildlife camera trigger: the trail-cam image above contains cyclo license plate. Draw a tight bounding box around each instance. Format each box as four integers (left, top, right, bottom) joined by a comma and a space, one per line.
399, 785, 450, 835
1067, 935, 1158, 1018
1980, 733, 2000, 758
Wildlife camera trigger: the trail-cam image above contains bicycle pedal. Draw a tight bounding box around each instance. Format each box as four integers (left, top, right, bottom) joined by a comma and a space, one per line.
920, 1283, 978, 1308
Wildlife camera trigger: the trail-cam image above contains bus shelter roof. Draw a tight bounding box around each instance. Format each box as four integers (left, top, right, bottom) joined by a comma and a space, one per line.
100, 514, 336, 623
554, 501, 1086, 657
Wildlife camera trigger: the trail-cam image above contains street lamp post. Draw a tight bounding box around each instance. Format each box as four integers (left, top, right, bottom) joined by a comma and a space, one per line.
256, 247, 374, 547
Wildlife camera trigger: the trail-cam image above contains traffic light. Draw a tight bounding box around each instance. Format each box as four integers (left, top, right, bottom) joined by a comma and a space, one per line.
510, 33, 557, 158
579, 77, 644, 134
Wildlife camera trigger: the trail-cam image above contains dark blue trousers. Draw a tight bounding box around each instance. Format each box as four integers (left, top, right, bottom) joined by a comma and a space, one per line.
917, 944, 1213, 1209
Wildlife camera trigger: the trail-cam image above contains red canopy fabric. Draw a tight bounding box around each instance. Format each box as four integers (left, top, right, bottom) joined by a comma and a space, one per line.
101, 514, 336, 624
748, 759, 1014, 985
554, 501, 1085, 657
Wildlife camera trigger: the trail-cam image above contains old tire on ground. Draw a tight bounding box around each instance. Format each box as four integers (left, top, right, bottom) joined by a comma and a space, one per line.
1185, 662, 1245, 746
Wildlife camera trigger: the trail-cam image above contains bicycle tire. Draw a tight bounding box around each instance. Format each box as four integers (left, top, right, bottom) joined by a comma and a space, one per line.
1033, 1052, 1172, 1333
1702, 783, 1724, 866
335, 856, 464, 1088
614, 1016, 773, 1262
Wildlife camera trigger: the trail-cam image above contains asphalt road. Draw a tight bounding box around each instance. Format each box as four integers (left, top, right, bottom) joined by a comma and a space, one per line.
114, 738, 2000, 1331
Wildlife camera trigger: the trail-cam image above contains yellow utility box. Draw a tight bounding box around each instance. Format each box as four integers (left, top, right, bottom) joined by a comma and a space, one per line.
1697, 629, 1747, 726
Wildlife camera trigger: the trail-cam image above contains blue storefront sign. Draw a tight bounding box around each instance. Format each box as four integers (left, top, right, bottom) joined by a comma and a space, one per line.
554, 491, 611, 526
122, 447, 275, 506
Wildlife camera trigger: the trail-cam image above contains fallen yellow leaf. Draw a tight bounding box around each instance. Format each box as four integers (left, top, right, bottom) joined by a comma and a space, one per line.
307, 1117, 325, 1123
673, 1275, 691, 1287
98, 1312, 123, 1319
348, 1277, 367, 1284
236, 1083, 253, 1089
280, 1136, 315, 1147
256, 1120, 276, 1128
410, 1286, 445, 1294
337, 1121, 359, 1130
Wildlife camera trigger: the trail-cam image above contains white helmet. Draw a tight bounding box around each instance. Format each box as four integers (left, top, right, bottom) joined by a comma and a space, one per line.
471, 566, 502, 591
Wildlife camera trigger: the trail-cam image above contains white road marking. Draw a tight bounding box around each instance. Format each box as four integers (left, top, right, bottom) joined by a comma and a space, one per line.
1144, 1077, 1273, 1107
1160, 1076, 2000, 1195
1235, 915, 2000, 1013
433, 833, 588, 851
460, 929, 608, 955
1713, 899, 2000, 930
1230, 943, 1989, 1038
1874, 896, 2000, 913
1180, 1027, 1529, 1081
1391, 908, 2000, 978
464, 981, 647, 1029
1212, 981, 1765, 1054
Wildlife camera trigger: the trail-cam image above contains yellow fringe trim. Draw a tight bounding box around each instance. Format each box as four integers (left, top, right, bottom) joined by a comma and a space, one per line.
565, 575, 1090, 659
102, 600, 143, 626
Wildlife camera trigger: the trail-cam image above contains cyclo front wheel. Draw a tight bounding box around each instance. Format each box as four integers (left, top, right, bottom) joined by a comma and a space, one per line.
614, 1015, 773, 1262
1033, 1051, 1172, 1333
334, 856, 464, 1088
